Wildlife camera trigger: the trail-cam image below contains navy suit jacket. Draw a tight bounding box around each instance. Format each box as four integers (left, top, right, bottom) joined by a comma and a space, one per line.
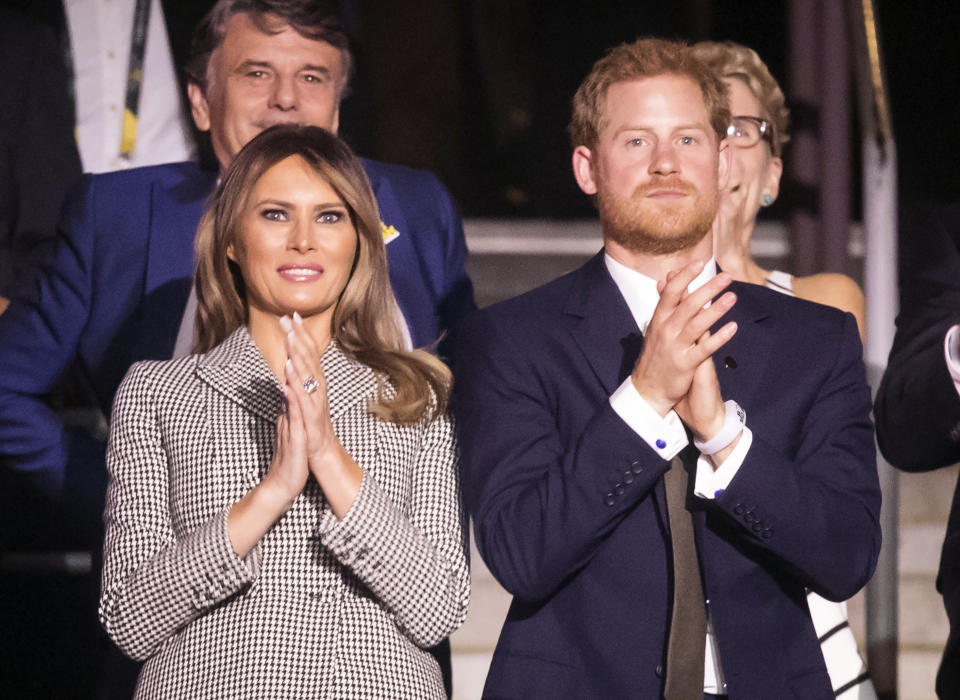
454, 252, 880, 699
875, 202, 960, 699
0, 158, 474, 497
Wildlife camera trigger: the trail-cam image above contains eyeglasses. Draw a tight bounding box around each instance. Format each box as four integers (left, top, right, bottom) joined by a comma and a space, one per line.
726, 116, 773, 149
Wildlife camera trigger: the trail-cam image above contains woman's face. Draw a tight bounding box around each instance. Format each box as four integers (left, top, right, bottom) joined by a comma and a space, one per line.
228, 155, 358, 326
724, 77, 783, 219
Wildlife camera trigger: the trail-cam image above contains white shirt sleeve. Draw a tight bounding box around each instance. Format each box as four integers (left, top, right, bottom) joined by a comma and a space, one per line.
609, 378, 688, 460
944, 325, 960, 398
609, 376, 752, 500
693, 427, 753, 499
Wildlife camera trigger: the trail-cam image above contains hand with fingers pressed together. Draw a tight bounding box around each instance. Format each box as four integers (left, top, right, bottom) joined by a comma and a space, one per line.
630, 259, 740, 464
279, 312, 362, 518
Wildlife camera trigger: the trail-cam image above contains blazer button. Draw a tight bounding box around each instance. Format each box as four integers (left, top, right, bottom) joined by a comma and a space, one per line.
744, 512, 756, 523
762, 529, 773, 539
733, 504, 745, 515
614, 483, 625, 495
604, 492, 617, 506
655, 663, 665, 678
752, 523, 763, 532
631, 460, 644, 474
623, 470, 635, 484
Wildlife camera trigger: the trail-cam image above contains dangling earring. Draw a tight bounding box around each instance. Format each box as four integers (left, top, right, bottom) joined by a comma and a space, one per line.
761, 194, 774, 206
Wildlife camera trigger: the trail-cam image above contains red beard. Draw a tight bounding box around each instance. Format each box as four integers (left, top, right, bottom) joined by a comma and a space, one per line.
597, 176, 717, 255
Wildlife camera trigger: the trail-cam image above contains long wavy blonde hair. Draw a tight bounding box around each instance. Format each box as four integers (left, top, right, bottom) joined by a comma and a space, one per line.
193, 125, 450, 422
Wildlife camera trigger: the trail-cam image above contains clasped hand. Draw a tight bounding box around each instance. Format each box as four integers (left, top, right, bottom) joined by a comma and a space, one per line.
262, 314, 355, 509
631, 260, 738, 442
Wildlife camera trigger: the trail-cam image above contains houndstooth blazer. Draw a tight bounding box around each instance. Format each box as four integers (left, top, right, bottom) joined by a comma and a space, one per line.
99, 326, 469, 699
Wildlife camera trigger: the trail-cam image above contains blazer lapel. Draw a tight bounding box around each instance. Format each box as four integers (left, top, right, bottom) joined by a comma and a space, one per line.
319, 342, 377, 422
136, 167, 216, 361
196, 327, 284, 425
713, 282, 776, 406
196, 328, 377, 426
362, 161, 436, 349
565, 252, 644, 395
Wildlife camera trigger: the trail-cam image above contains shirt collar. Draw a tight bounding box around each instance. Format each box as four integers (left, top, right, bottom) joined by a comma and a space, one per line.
604, 253, 717, 334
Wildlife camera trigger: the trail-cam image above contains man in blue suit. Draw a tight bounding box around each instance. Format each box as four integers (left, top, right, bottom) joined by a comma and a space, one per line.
0, 0, 474, 499
453, 38, 879, 699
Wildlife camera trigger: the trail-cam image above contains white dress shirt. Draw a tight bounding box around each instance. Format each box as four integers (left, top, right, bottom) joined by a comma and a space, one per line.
604, 253, 753, 695
64, 0, 194, 173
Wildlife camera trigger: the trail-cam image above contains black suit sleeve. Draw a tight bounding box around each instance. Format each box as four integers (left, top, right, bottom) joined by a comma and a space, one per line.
0, 6, 82, 293
875, 203, 960, 471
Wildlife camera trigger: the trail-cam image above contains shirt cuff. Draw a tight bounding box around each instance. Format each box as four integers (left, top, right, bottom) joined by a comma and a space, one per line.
945, 326, 960, 399
609, 377, 688, 460
694, 426, 753, 499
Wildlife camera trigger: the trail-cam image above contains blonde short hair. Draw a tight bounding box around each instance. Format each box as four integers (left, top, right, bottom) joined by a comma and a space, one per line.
691, 41, 790, 157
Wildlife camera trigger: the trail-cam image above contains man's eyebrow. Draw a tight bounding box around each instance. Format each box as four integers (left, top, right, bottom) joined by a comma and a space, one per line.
613, 123, 711, 136
301, 64, 332, 76
235, 59, 272, 73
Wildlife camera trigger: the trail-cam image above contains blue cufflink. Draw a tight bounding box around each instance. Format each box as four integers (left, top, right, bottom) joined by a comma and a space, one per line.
656, 439, 667, 449
714, 489, 725, 498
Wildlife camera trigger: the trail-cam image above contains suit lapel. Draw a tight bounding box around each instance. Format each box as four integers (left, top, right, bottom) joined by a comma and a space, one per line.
713, 282, 776, 407
362, 161, 423, 345
565, 253, 669, 520
136, 166, 216, 361
196, 327, 283, 425
196, 327, 377, 426
565, 252, 644, 395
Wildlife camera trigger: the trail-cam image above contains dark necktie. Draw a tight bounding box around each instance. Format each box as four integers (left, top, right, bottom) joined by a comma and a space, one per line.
663, 448, 706, 699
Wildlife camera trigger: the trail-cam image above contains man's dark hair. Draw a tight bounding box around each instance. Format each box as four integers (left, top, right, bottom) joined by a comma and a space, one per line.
184, 0, 352, 92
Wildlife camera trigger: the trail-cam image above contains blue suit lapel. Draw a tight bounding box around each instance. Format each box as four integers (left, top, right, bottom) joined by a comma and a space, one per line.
564, 253, 670, 520
362, 162, 422, 344
135, 167, 216, 360
564, 252, 643, 395
713, 281, 776, 407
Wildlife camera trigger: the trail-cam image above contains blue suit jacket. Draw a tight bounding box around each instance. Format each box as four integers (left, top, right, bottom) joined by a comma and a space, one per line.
0, 159, 474, 496
453, 253, 880, 699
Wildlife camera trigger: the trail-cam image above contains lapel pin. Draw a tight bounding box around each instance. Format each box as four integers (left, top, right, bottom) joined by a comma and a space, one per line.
724, 356, 737, 369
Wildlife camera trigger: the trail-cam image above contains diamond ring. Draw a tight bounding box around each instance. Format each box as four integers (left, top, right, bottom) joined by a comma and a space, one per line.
302, 376, 319, 395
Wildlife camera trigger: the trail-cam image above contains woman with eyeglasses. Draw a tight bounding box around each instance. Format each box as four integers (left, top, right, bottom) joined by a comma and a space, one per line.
693, 40, 866, 340
692, 41, 874, 699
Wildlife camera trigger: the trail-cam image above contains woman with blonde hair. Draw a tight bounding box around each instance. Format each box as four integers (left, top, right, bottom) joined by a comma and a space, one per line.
99, 124, 469, 698
693, 40, 874, 699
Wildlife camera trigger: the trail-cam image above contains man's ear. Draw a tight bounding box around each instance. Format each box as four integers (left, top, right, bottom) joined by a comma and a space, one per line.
572, 145, 598, 195
187, 82, 212, 133
716, 138, 731, 191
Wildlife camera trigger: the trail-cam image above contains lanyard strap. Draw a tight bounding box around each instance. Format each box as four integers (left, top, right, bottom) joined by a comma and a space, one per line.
120, 0, 152, 158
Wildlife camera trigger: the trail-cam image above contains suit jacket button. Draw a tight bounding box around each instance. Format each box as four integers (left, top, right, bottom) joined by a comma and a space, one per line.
752, 523, 763, 532
655, 664, 665, 678
744, 512, 756, 523
762, 529, 773, 539
604, 492, 617, 506
733, 504, 745, 515
615, 483, 625, 495
631, 460, 644, 474
623, 470, 635, 484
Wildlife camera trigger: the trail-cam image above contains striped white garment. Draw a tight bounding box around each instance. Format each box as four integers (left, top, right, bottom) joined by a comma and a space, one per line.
765, 269, 876, 700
